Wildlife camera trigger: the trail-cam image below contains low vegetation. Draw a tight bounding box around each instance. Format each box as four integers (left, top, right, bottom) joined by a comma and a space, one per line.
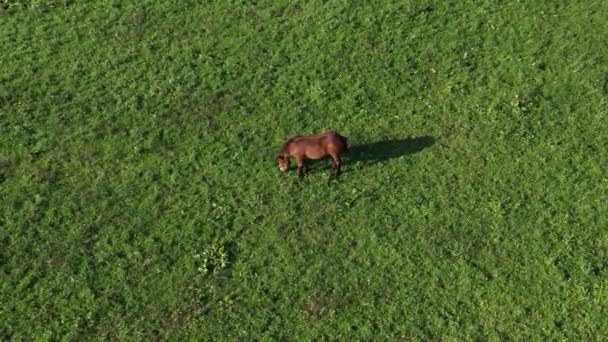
1, 0, 607, 339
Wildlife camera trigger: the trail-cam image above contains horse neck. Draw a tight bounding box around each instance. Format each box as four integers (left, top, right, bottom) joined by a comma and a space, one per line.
279, 141, 292, 156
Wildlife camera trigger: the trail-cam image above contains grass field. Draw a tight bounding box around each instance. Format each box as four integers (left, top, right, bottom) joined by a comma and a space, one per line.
1, 0, 607, 340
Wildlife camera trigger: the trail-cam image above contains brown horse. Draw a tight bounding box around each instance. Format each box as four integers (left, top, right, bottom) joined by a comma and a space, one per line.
277, 131, 349, 177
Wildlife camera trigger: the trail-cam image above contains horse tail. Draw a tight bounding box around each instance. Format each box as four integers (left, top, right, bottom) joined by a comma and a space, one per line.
338, 133, 350, 152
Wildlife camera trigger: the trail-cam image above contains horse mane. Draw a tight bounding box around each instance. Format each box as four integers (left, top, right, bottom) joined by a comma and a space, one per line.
284, 136, 299, 145
278, 136, 300, 156
277, 139, 291, 156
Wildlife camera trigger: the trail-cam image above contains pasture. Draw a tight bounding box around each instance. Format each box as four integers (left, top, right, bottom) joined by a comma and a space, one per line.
1, 0, 607, 340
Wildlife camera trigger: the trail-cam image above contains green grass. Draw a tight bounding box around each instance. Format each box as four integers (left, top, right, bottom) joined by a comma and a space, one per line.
1, 0, 607, 340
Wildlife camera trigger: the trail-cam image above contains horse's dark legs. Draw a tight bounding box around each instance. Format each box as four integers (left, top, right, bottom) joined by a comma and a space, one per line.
296, 156, 306, 178
330, 154, 342, 176
298, 165, 307, 178
335, 157, 342, 176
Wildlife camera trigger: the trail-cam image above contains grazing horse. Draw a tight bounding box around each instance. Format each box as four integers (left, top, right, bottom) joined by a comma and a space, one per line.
277, 131, 349, 177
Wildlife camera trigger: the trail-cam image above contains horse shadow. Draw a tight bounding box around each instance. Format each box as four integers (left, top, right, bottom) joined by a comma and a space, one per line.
346, 135, 436, 167
305, 135, 436, 172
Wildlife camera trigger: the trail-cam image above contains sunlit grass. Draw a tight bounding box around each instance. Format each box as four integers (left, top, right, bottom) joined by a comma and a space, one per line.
1, 0, 607, 339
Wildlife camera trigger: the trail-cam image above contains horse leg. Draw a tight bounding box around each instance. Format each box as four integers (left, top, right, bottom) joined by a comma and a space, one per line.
330, 153, 342, 176
296, 156, 306, 178
335, 156, 342, 176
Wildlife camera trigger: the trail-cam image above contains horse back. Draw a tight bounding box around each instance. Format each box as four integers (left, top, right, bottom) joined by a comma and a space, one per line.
285, 131, 347, 156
